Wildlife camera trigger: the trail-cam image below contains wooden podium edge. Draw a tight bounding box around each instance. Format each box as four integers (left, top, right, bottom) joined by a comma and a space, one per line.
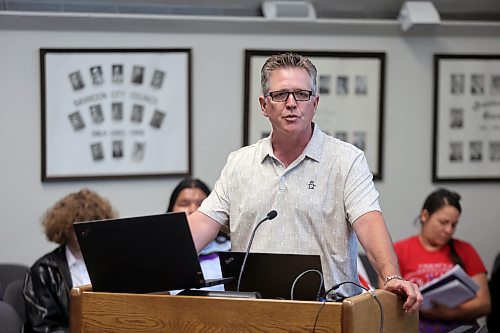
342, 289, 418, 333
69, 286, 417, 332
70, 284, 92, 333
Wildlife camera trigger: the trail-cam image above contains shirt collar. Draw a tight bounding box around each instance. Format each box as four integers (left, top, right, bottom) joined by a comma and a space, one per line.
259, 123, 323, 164
65, 245, 81, 267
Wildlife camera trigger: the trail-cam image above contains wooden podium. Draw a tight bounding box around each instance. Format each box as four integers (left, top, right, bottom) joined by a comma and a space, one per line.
70, 285, 417, 332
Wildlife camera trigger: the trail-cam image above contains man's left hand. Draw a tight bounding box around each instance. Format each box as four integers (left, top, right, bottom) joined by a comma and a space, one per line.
384, 279, 423, 313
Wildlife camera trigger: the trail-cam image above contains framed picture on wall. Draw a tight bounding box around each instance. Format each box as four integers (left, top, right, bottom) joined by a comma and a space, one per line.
433, 54, 500, 182
40, 48, 192, 181
243, 50, 385, 180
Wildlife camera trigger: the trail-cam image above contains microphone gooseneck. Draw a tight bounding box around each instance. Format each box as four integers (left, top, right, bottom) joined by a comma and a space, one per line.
236, 210, 278, 291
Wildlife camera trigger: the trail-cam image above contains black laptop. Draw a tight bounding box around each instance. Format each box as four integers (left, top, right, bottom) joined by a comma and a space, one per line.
218, 251, 325, 301
73, 213, 233, 293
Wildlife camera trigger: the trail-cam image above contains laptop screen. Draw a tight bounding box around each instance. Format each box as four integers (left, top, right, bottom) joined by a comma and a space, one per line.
74, 213, 207, 293
218, 251, 324, 301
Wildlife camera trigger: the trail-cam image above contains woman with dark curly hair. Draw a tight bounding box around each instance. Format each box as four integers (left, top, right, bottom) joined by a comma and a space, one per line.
23, 189, 117, 333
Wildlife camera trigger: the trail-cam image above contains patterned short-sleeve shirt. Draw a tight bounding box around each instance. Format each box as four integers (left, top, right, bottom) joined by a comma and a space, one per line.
199, 124, 381, 294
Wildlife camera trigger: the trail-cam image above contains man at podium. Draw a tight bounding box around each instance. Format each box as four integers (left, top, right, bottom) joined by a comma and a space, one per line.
187, 52, 422, 313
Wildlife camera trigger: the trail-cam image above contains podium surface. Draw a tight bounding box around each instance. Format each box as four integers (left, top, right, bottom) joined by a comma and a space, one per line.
70, 285, 417, 332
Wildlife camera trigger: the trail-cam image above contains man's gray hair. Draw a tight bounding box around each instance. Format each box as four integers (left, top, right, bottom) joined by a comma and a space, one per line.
260, 53, 318, 95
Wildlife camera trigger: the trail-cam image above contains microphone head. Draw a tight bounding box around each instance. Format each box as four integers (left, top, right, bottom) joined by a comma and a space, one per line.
267, 210, 278, 220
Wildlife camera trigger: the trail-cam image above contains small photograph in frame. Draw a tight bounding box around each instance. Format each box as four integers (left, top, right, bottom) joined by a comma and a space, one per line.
112, 64, 124, 84
433, 54, 500, 182
111, 102, 123, 121
151, 70, 166, 89
471, 74, 485, 95
244, 50, 385, 180
449, 141, 464, 162
90, 142, 104, 161
112, 140, 124, 159
90, 66, 104, 85
150, 110, 166, 129
69, 71, 85, 91
490, 141, 500, 161
450, 73, 465, 95
40, 48, 192, 181
491, 75, 500, 95
89, 104, 104, 124
336, 75, 349, 95
353, 131, 367, 151
450, 107, 464, 129
131, 65, 144, 84
319, 75, 331, 94
335, 131, 348, 142
132, 142, 146, 161
131, 104, 144, 123
355, 75, 368, 95
68, 111, 85, 131
469, 141, 483, 162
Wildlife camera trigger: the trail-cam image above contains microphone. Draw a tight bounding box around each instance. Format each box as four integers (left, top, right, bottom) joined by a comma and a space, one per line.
236, 210, 278, 291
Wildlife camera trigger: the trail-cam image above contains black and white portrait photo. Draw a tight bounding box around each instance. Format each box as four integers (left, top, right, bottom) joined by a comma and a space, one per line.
471, 74, 485, 95
132, 142, 146, 161
111, 102, 123, 121
490, 141, 500, 161
89, 104, 104, 124
353, 131, 366, 151
319, 75, 331, 94
450, 73, 465, 95
90, 66, 104, 85
334, 131, 348, 142
112, 140, 123, 159
355, 75, 368, 95
131, 104, 144, 123
131, 65, 145, 84
68, 111, 85, 131
112, 64, 124, 84
469, 141, 483, 161
68, 71, 85, 91
90, 142, 104, 161
450, 108, 464, 129
151, 70, 166, 89
491, 74, 500, 95
150, 110, 166, 129
449, 141, 464, 162
336, 75, 349, 95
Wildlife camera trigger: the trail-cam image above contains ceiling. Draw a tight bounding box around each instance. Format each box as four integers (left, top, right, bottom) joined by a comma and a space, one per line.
1, 0, 500, 21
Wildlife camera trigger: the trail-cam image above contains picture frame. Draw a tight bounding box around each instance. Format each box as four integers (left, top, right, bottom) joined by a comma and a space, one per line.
243, 50, 385, 180
40, 48, 192, 181
432, 54, 500, 182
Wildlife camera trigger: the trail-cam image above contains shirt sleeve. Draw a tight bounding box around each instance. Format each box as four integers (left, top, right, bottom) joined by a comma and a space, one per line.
344, 149, 381, 224
198, 151, 236, 227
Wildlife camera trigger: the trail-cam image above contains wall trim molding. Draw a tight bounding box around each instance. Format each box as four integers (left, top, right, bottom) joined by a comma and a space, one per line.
1, 10, 500, 36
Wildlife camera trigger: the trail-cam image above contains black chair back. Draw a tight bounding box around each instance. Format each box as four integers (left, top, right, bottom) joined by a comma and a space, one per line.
0, 264, 28, 300
4, 279, 25, 324
0, 300, 22, 333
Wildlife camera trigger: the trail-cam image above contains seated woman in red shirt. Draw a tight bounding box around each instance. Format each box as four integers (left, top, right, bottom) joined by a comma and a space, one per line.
394, 188, 490, 333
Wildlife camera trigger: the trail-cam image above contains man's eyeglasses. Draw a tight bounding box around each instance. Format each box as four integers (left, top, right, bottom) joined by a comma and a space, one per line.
265, 90, 313, 102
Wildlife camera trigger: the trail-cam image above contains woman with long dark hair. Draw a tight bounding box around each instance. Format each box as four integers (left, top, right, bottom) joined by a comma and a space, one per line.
167, 178, 230, 291
394, 188, 490, 332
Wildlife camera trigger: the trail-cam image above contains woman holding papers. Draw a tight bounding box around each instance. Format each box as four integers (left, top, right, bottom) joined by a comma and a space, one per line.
394, 188, 490, 333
